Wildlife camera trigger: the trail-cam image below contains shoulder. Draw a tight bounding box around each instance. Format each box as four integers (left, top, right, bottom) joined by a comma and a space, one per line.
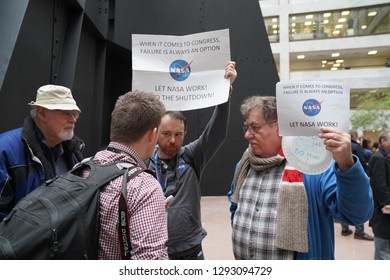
129, 169, 160, 192
0, 127, 22, 139
0, 128, 24, 150
371, 150, 385, 159
180, 146, 193, 163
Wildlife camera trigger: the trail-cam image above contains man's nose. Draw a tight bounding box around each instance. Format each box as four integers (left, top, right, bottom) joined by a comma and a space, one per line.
244, 130, 253, 140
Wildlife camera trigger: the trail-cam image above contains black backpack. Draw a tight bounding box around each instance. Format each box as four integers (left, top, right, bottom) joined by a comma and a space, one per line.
0, 158, 150, 259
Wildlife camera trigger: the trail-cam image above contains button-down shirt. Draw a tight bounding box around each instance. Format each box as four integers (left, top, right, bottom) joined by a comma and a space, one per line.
93, 142, 168, 259
232, 163, 294, 260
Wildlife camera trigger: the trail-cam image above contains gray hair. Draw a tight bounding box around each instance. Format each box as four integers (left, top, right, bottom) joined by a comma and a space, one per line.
378, 130, 390, 144
349, 129, 358, 139
30, 108, 37, 119
110, 90, 165, 143
240, 96, 277, 123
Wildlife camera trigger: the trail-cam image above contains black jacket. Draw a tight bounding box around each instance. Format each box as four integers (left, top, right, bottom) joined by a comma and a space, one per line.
368, 147, 390, 239
351, 139, 368, 174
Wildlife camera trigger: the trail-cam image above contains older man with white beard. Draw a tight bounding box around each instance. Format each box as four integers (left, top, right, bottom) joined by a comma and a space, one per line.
0, 85, 85, 220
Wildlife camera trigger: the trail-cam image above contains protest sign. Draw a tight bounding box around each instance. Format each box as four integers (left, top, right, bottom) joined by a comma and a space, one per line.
277, 80, 350, 174
132, 29, 231, 111
276, 80, 350, 136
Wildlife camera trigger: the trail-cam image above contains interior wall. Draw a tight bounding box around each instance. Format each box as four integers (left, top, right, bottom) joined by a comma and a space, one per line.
0, 0, 279, 196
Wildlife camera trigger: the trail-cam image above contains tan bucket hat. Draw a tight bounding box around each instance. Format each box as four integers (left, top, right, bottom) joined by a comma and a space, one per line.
28, 84, 81, 112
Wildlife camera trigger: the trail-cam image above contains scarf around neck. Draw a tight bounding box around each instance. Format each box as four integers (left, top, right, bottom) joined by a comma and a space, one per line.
231, 145, 308, 253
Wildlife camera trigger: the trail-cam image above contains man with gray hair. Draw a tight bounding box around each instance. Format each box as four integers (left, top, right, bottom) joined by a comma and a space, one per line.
0, 84, 85, 220
228, 96, 373, 259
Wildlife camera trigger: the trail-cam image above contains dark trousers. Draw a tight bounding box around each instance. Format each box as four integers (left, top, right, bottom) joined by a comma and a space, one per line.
341, 223, 364, 235
169, 244, 205, 260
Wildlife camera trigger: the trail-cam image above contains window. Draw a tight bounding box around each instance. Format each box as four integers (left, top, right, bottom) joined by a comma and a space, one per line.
288, 4, 390, 41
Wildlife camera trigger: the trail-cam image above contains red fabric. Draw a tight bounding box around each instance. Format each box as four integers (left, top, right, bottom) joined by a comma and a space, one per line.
282, 169, 303, 183
279, 149, 303, 183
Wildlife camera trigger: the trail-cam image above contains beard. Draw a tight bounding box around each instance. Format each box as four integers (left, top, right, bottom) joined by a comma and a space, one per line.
159, 144, 180, 159
58, 127, 74, 141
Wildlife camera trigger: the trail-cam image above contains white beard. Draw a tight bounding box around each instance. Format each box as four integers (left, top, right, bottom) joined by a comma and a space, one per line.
58, 128, 74, 141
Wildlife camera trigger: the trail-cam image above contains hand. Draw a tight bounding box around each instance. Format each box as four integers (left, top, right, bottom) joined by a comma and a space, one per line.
318, 127, 354, 172
225, 61, 237, 85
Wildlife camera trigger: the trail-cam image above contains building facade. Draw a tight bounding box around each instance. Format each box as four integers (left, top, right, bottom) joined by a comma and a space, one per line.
260, 0, 390, 137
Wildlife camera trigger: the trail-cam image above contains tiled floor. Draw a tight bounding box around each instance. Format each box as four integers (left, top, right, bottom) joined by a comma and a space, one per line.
201, 196, 374, 260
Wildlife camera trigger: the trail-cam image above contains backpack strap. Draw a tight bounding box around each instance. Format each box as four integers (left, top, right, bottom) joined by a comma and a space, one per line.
118, 166, 155, 260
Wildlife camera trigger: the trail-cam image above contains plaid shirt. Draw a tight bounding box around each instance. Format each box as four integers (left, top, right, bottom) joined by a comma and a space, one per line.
92, 142, 168, 259
232, 163, 294, 260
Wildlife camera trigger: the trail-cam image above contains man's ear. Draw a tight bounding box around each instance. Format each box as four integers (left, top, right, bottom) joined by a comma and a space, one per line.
149, 127, 158, 142
36, 107, 48, 121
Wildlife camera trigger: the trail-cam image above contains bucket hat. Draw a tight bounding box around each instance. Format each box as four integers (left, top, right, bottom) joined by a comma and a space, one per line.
28, 84, 80, 112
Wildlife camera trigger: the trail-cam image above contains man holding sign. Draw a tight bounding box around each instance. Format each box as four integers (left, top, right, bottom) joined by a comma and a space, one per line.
135, 29, 236, 259
228, 96, 373, 259
147, 61, 236, 260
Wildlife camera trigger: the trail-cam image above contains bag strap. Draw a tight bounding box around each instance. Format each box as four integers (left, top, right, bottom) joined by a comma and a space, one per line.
118, 166, 155, 260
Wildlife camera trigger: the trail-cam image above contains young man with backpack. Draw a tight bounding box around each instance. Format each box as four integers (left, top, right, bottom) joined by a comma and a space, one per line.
92, 90, 168, 259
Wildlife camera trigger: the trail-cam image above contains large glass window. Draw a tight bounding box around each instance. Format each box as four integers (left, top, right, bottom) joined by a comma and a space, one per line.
289, 4, 390, 41
264, 16, 280, 42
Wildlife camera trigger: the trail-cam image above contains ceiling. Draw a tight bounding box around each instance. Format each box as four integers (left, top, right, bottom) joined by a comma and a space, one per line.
271, 45, 390, 73
288, 45, 390, 65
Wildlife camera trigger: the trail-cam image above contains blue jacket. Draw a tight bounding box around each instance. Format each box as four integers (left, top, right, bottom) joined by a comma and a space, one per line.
0, 117, 84, 220
228, 156, 374, 260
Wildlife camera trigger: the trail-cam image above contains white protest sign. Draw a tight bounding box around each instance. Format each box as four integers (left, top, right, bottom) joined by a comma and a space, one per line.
132, 29, 231, 111
276, 80, 350, 136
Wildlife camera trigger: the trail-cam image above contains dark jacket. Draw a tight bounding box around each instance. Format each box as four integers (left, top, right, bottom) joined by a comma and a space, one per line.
0, 117, 84, 220
351, 139, 368, 174
368, 147, 390, 239
146, 101, 230, 255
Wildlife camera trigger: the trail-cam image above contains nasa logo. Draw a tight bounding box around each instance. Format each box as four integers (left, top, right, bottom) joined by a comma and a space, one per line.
302, 99, 323, 116
169, 60, 192, 81
177, 160, 188, 173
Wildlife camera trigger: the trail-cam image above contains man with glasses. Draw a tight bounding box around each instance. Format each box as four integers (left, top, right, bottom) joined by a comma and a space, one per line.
0, 84, 85, 220
228, 96, 373, 259
146, 61, 237, 259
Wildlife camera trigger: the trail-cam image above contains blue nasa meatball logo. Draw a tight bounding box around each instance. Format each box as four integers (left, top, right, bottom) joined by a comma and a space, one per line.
169, 60, 192, 81
302, 99, 323, 116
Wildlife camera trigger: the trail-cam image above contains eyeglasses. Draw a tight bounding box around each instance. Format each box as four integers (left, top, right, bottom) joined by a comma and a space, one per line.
243, 121, 276, 134
161, 131, 184, 139
56, 110, 80, 120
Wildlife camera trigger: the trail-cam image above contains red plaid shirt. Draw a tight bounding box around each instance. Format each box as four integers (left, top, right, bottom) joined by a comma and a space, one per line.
92, 142, 168, 259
